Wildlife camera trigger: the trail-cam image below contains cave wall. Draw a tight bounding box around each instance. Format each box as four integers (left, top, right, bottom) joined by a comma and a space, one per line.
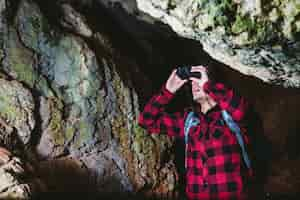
0, 0, 178, 198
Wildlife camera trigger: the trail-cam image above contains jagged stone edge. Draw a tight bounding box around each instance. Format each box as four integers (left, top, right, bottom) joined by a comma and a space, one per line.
136, 0, 300, 88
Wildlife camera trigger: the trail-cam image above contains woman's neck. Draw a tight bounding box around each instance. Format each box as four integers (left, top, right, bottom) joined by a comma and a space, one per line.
198, 95, 217, 114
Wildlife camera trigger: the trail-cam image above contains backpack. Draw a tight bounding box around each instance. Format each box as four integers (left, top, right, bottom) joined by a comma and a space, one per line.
184, 110, 251, 169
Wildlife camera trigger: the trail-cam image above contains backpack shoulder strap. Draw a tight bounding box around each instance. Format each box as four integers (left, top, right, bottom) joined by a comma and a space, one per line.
184, 111, 199, 169
184, 111, 200, 144
221, 110, 251, 169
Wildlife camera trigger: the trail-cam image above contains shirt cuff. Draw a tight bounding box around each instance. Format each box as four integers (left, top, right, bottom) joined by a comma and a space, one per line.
155, 84, 175, 105
162, 84, 175, 97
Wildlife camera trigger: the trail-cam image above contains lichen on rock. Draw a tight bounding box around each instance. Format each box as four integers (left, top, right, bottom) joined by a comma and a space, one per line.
0, 78, 35, 146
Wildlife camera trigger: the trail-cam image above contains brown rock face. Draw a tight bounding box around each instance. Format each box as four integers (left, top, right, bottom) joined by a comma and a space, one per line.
0, 147, 46, 199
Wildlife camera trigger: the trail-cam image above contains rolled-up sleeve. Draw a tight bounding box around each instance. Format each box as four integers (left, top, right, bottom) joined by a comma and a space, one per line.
203, 81, 249, 122
138, 84, 185, 138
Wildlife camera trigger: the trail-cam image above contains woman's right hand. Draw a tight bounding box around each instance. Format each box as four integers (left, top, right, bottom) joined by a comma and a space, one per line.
165, 69, 188, 94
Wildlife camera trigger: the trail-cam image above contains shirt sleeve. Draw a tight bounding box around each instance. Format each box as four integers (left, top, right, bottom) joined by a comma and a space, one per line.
138, 84, 185, 139
203, 81, 249, 122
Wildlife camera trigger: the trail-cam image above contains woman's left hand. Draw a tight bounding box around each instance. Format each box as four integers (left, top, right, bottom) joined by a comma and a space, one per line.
189, 65, 209, 88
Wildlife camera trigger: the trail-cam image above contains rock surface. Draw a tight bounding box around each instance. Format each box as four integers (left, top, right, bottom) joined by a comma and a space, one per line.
0, 147, 46, 199
1, 0, 178, 198
0, 78, 35, 146
135, 0, 300, 88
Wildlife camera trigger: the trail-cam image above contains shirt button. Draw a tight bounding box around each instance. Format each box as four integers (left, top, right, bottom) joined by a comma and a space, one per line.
202, 157, 207, 164
203, 180, 208, 188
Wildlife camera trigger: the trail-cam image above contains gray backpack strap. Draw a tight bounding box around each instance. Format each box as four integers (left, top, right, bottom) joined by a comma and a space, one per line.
184, 112, 200, 143
221, 110, 251, 169
184, 112, 200, 168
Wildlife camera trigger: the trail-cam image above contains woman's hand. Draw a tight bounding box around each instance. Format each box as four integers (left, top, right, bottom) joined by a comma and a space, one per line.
166, 69, 188, 93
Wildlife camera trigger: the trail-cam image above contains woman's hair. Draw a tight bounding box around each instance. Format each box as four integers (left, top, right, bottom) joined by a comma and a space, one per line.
205, 65, 217, 83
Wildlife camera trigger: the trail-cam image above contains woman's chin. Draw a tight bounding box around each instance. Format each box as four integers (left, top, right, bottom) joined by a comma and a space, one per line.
193, 96, 205, 103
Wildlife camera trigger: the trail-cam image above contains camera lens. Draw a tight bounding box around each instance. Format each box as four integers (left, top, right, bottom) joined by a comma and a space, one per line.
176, 66, 191, 80
176, 66, 202, 80
190, 71, 202, 79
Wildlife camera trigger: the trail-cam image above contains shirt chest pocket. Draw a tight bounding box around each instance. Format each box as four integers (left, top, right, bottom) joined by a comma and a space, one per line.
211, 124, 237, 147
189, 126, 202, 148
212, 128, 223, 139
210, 119, 229, 139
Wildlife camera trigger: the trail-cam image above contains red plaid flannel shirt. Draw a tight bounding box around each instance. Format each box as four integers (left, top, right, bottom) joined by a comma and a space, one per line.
138, 81, 250, 200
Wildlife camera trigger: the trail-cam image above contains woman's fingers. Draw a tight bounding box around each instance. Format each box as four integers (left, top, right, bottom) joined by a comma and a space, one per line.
189, 77, 200, 82
191, 65, 205, 68
166, 68, 190, 93
190, 65, 207, 72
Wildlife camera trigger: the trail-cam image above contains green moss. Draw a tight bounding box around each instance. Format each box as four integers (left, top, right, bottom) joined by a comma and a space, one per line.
35, 77, 55, 97
111, 117, 157, 159
0, 72, 6, 79
95, 94, 104, 115
196, 0, 236, 30
112, 72, 125, 105
24, 2, 61, 49
0, 31, 5, 60
8, 45, 37, 87
0, 48, 3, 63
132, 124, 145, 154
49, 99, 65, 146
26, 15, 41, 48
14, 62, 37, 86
133, 123, 146, 138
74, 120, 92, 148
232, 15, 254, 34
65, 126, 75, 143
231, 14, 277, 45
79, 121, 90, 140
111, 117, 129, 147
132, 122, 156, 158
50, 110, 64, 145
4, 20, 55, 98
167, 0, 177, 10
255, 21, 269, 42
1, 106, 18, 119
0, 95, 19, 121
7, 28, 54, 97
142, 137, 155, 156
30, 15, 41, 31
194, 0, 300, 44
214, 0, 235, 26
41, 15, 61, 47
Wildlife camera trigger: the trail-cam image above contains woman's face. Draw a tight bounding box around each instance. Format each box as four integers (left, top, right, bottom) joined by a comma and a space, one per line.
191, 80, 207, 102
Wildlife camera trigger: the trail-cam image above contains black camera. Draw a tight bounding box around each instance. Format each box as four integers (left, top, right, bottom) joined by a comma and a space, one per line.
176, 66, 202, 80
